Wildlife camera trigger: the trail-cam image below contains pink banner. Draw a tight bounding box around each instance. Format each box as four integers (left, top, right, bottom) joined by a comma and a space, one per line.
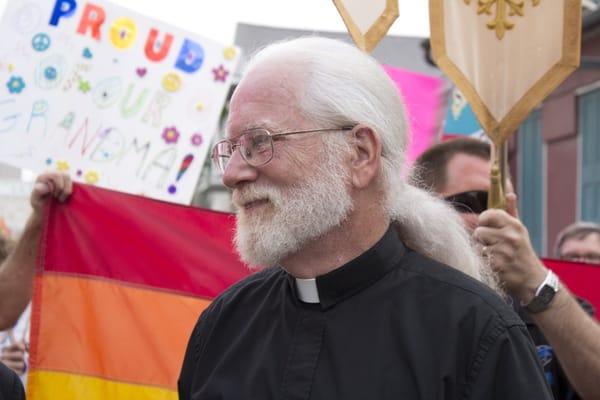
383, 65, 444, 167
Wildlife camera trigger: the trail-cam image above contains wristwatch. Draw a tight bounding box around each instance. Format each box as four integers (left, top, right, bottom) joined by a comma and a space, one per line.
523, 270, 560, 314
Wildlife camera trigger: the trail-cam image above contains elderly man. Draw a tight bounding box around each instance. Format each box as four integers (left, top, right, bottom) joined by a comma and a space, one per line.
178, 38, 551, 399
555, 221, 600, 264
412, 138, 600, 400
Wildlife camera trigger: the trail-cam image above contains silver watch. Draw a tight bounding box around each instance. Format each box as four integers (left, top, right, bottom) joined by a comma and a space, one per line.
523, 270, 560, 314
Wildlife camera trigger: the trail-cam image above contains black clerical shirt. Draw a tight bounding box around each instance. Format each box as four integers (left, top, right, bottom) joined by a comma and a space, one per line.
0, 362, 25, 400
178, 226, 552, 399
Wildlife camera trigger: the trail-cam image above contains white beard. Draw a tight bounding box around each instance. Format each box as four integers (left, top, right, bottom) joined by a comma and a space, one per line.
232, 147, 353, 269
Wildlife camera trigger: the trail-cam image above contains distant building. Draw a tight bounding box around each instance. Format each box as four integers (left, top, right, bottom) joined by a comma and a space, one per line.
233, 23, 438, 76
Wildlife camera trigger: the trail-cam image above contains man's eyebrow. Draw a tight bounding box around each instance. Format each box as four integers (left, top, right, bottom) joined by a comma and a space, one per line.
244, 125, 267, 131
228, 123, 276, 138
228, 125, 262, 135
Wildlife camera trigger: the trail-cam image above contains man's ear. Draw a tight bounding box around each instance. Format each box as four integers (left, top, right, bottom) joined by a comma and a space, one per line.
349, 124, 382, 189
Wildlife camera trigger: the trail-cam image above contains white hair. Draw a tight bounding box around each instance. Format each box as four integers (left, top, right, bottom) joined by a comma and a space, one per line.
244, 37, 499, 292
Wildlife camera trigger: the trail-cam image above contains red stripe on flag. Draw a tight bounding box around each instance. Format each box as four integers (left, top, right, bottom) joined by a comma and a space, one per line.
40, 183, 250, 298
543, 258, 600, 314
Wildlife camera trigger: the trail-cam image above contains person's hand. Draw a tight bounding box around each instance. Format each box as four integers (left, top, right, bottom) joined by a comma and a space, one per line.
473, 193, 547, 303
0, 341, 26, 375
30, 172, 73, 222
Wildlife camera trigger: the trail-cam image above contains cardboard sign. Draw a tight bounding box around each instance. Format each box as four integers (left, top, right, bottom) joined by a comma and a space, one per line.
0, 0, 240, 204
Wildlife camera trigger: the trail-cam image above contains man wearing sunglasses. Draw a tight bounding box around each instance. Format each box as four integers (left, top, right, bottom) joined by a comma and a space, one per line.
178, 38, 552, 400
412, 138, 600, 400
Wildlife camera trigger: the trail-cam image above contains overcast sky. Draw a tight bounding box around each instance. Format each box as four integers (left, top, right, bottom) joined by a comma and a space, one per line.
120, 0, 430, 43
0, 0, 430, 44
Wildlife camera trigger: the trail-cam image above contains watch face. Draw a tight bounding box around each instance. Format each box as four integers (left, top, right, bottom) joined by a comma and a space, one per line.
526, 284, 557, 314
539, 286, 555, 302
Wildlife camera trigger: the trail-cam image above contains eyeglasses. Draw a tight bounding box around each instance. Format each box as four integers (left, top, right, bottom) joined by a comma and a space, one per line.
443, 190, 488, 214
211, 126, 354, 173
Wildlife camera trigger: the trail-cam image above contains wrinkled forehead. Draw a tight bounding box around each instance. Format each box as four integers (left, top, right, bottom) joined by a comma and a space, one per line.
226, 61, 309, 138
563, 231, 600, 248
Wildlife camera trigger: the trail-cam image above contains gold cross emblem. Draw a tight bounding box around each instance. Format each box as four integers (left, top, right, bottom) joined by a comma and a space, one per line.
464, 0, 542, 39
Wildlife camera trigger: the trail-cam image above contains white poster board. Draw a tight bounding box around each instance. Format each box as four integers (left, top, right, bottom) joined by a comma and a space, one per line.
0, 0, 240, 204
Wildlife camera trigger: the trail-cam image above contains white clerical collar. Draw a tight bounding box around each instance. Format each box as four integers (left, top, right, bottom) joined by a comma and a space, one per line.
295, 277, 320, 303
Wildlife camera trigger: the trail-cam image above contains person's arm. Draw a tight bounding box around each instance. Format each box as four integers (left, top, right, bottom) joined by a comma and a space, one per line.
532, 284, 600, 400
475, 194, 600, 399
0, 172, 72, 330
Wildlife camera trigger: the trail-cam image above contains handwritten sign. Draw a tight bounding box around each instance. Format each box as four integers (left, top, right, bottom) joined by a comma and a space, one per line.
0, 0, 240, 204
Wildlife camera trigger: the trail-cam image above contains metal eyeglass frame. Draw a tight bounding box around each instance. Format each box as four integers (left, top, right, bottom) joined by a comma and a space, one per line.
211, 125, 355, 173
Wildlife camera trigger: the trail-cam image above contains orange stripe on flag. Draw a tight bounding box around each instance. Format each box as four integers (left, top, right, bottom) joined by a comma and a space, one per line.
28, 371, 177, 400
34, 274, 209, 389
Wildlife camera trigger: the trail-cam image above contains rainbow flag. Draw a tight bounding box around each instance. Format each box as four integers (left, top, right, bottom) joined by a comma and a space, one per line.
28, 183, 249, 399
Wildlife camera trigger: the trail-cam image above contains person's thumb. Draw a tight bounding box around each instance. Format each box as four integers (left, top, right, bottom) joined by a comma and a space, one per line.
506, 193, 520, 219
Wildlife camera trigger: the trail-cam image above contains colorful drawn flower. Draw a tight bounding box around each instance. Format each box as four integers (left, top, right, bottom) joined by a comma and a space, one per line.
6, 76, 25, 94
190, 133, 203, 147
162, 126, 180, 144
44, 66, 57, 81
161, 72, 181, 92
223, 46, 237, 61
84, 170, 99, 185
56, 160, 70, 172
212, 65, 229, 82
78, 79, 91, 93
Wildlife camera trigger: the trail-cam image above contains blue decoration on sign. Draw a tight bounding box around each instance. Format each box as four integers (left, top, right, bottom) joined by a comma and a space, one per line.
6, 76, 26, 94
31, 33, 51, 52
82, 47, 93, 59
174, 39, 204, 74
44, 66, 57, 80
49, 0, 77, 26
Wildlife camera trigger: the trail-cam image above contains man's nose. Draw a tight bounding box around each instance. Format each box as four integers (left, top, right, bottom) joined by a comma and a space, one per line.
222, 150, 258, 188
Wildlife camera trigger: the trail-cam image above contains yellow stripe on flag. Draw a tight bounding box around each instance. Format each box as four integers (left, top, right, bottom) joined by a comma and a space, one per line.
33, 274, 210, 388
28, 371, 178, 400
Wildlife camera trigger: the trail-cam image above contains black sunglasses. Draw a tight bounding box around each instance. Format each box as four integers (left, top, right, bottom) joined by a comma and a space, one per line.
443, 190, 488, 214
